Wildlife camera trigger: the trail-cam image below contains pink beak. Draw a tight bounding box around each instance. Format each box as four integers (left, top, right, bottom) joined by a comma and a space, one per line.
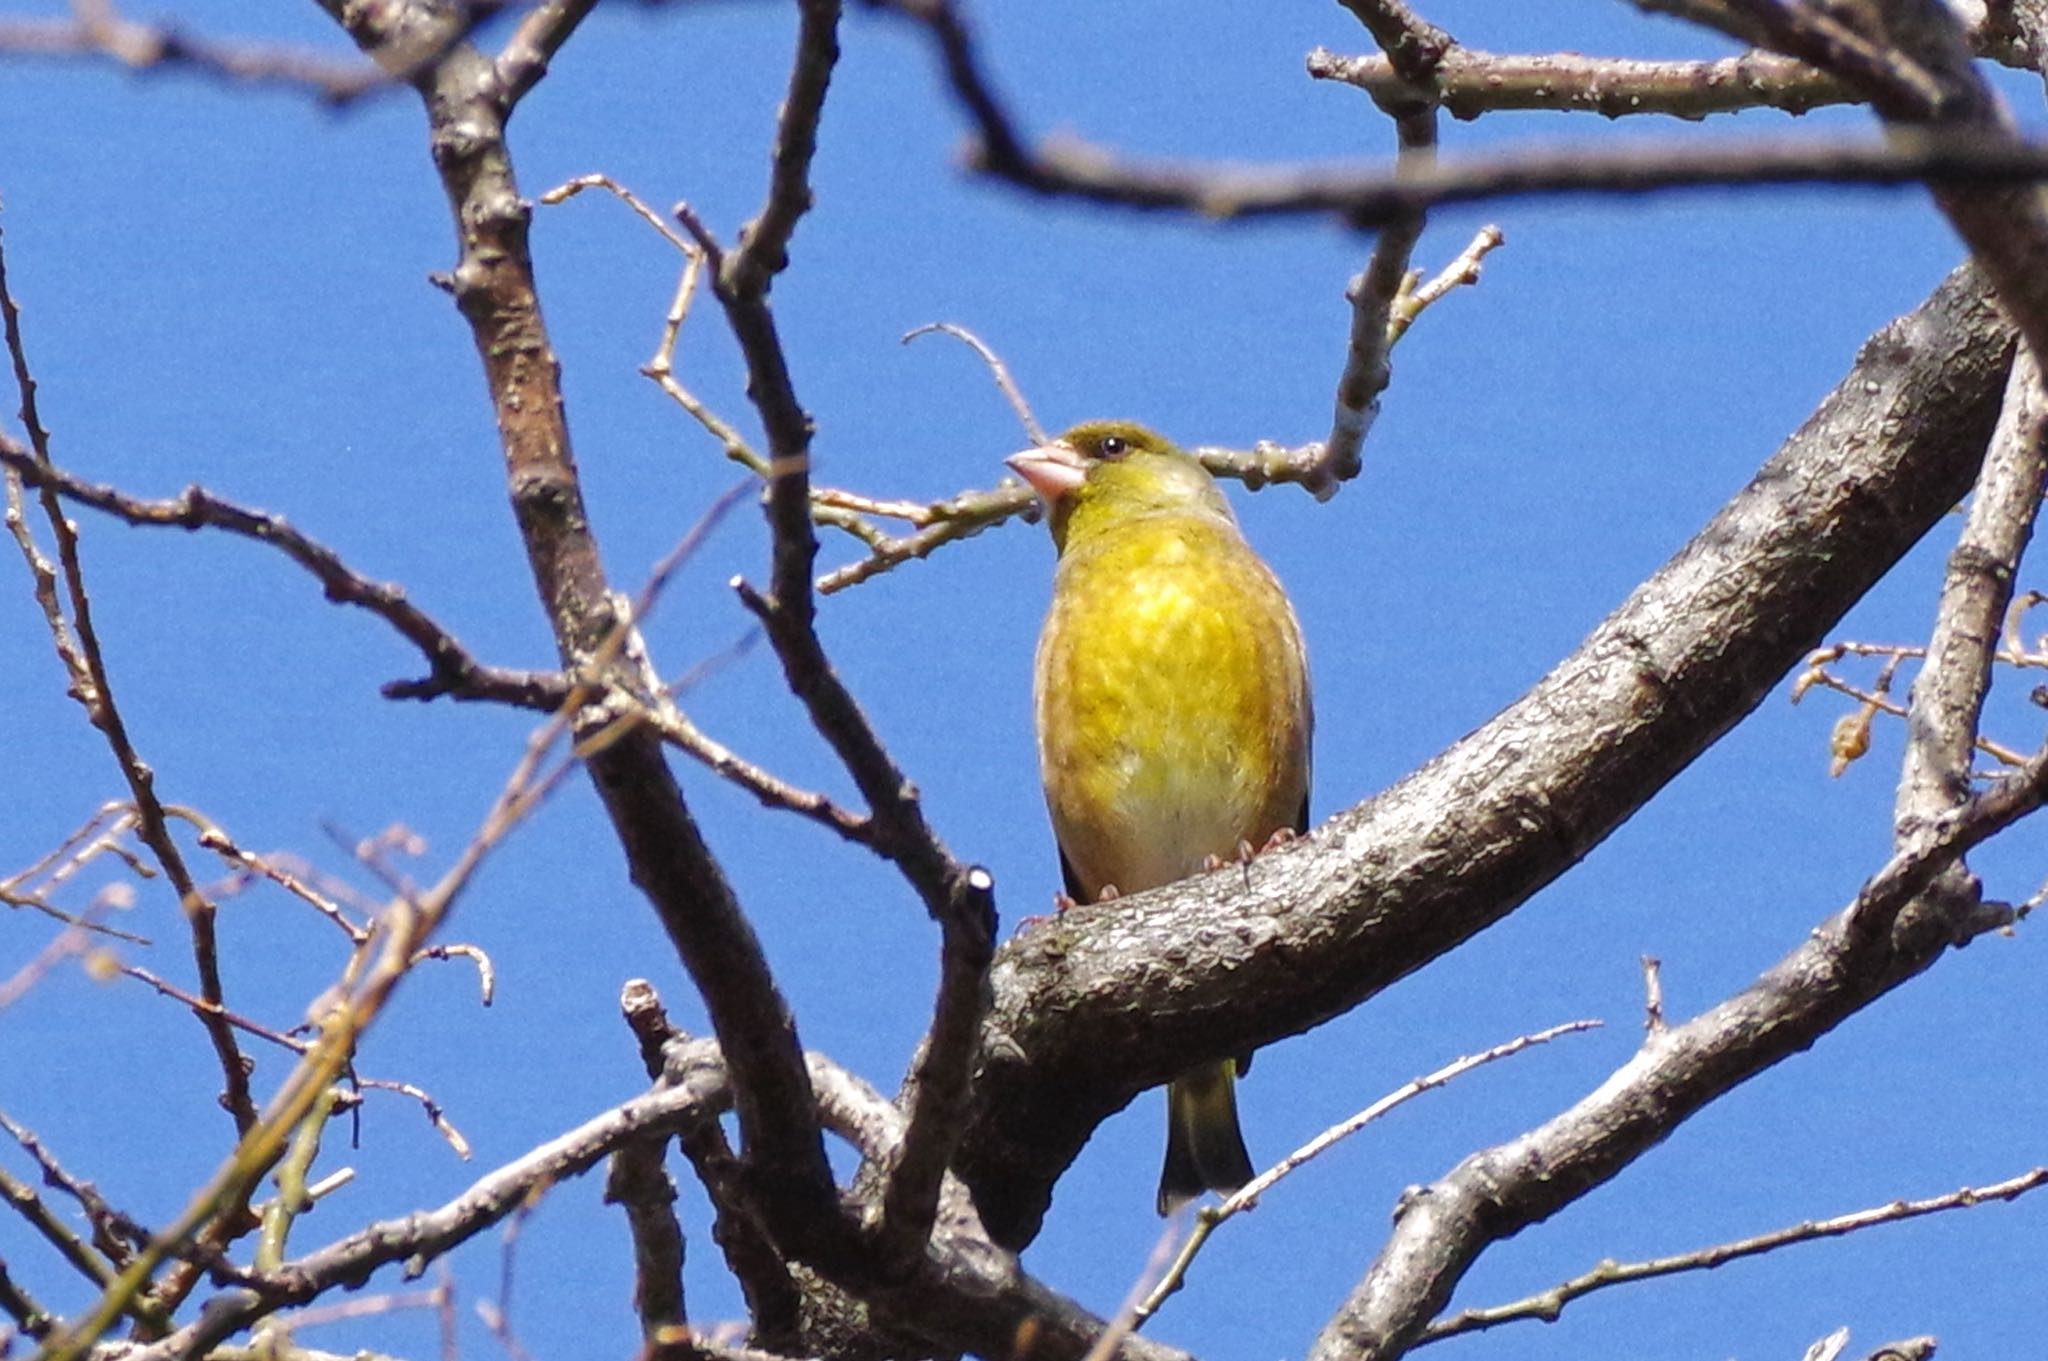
1005, 440, 1088, 503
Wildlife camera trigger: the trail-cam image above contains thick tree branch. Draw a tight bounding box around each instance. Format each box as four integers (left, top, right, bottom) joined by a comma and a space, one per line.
955, 263, 2017, 1248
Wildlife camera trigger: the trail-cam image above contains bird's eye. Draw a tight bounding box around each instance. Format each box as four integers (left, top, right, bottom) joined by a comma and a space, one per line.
1097, 435, 1128, 458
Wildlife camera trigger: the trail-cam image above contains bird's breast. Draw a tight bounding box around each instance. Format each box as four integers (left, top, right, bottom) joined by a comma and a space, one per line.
1033, 519, 1310, 899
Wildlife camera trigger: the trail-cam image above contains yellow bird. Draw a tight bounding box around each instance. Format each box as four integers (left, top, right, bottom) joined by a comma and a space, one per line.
1008, 420, 1312, 1214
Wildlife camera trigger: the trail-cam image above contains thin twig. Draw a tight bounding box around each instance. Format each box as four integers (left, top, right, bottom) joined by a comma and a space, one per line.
175, 808, 369, 943
1793, 649, 2030, 768
1386, 224, 1505, 348
354, 1076, 474, 1160
648, 708, 876, 845
1308, 42, 1857, 120
1134, 1020, 1602, 1324
39, 689, 588, 1361
0, 441, 568, 710
0, 7, 384, 103
1419, 1165, 2048, 1342
0, 221, 258, 1138
1307, 0, 1449, 495
1640, 955, 1666, 1033
814, 480, 1038, 593
494, 0, 599, 107
901, 323, 1045, 443
407, 943, 497, 1006
861, 13, 2048, 225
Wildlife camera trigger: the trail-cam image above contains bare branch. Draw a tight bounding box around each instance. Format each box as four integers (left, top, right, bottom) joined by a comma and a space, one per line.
1894, 316, 2046, 840
0, 222, 258, 1138
727, 554, 999, 1267
815, 480, 1037, 593
0, 7, 384, 104
676, 0, 840, 633
1386, 224, 1504, 346
1333, 0, 1453, 79
1715, 0, 1952, 113
604, 984, 694, 1357
0, 441, 568, 710
494, 0, 599, 108
1794, 643, 2033, 771
1135, 1021, 1602, 1326
877, 864, 998, 1266
881, 0, 2048, 226
1308, 42, 1856, 120
963, 127, 2048, 226
603, 1135, 691, 1360
0, 1259, 53, 1338
1421, 1165, 2048, 1343
675, 5, 1000, 1277
648, 707, 877, 846
1314, 3, 1439, 497
42, 668, 585, 1361
901, 323, 1045, 444
1640, 955, 1667, 1033
0, 1166, 122, 1306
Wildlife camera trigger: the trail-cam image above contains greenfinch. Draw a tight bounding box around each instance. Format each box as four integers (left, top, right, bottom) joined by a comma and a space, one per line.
1008, 421, 1312, 1215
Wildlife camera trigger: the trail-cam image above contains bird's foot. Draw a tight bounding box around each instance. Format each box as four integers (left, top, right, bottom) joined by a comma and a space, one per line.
1207, 832, 1297, 890
1019, 891, 1077, 928
1095, 884, 1122, 902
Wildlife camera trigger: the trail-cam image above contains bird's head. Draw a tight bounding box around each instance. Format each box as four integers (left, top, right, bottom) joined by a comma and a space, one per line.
1006, 420, 1234, 553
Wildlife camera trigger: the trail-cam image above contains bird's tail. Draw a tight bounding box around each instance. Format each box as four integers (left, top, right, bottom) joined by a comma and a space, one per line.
1156, 1059, 1255, 1215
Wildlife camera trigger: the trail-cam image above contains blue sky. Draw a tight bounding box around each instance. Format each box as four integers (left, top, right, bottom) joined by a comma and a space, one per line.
1, 3, 2042, 1360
